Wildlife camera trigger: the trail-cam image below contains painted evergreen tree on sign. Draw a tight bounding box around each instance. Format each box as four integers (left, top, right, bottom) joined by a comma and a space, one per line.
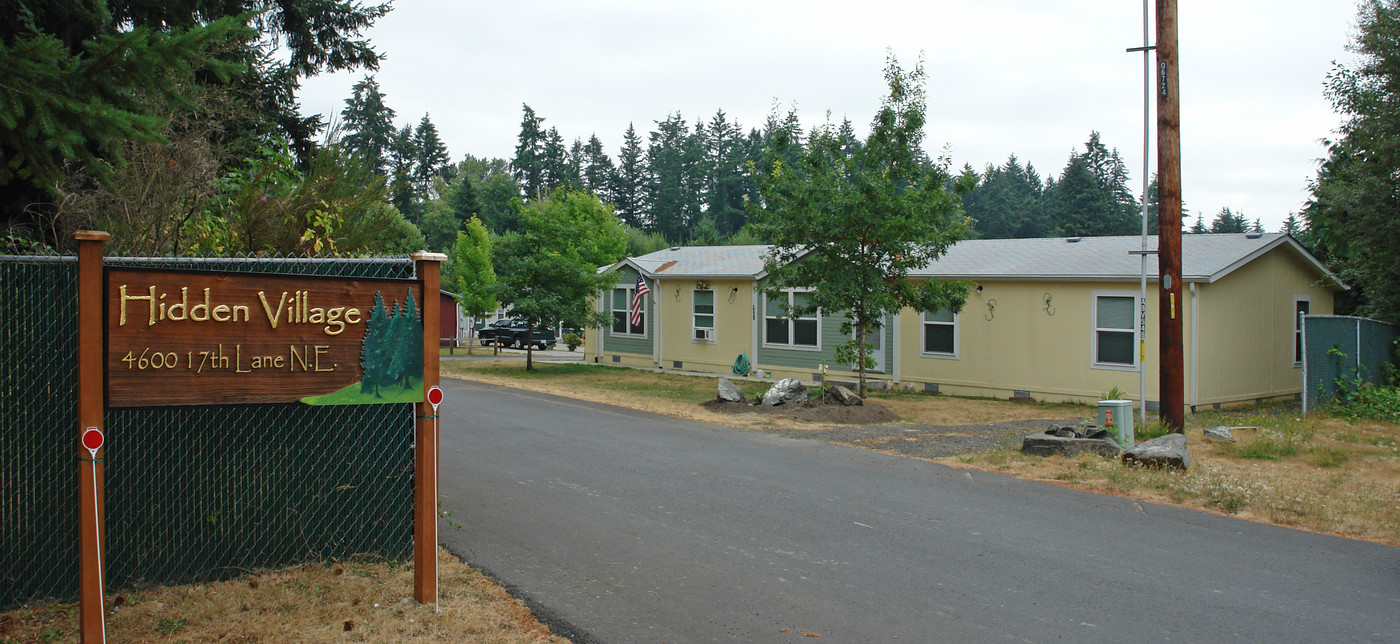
400, 289, 422, 388
358, 289, 422, 397
360, 292, 391, 397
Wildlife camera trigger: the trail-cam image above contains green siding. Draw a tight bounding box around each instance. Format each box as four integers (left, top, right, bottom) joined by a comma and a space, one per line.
604, 266, 654, 356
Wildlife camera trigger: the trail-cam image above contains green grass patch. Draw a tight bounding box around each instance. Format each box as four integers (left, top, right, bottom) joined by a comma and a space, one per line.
1309, 446, 1351, 468
300, 377, 423, 405
1226, 436, 1300, 460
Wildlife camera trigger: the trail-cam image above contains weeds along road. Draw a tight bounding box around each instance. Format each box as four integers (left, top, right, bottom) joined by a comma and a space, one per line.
435, 378, 1399, 643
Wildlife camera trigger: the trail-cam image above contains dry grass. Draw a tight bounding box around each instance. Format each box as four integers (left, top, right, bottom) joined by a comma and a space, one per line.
447, 360, 1400, 545
0, 547, 569, 643
951, 411, 1400, 545
441, 359, 1087, 430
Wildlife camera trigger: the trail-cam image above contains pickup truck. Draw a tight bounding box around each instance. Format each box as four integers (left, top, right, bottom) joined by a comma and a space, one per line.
476, 319, 557, 350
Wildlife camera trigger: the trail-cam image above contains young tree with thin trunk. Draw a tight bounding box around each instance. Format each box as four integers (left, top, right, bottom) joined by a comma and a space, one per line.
454, 216, 497, 356
492, 190, 626, 370
751, 53, 970, 397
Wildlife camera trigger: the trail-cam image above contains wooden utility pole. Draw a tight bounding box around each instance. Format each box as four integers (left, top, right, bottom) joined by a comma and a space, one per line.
1156, 0, 1185, 430
76, 230, 109, 643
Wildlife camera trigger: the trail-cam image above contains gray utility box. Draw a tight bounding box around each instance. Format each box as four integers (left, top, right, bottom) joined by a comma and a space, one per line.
1097, 399, 1135, 448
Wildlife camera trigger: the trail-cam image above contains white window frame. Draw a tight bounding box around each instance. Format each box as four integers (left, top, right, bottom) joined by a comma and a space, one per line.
610, 282, 647, 338
920, 308, 959, 359
1293, 296, 1310, 367
1091, 290, 1139, 371
763, 289, 821, 351
692, 287, 716, 343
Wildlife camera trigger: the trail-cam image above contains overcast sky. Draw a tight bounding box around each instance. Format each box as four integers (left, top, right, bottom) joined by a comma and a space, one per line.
298, 0, 1359, 233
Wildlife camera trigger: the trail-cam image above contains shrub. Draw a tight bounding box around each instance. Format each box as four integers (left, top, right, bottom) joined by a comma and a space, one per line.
1331, 383, 1400, 423
562, 332, 583, 351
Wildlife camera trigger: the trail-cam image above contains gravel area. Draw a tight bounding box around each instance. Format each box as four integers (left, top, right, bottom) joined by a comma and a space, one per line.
701, 399, 1090, 458
768, 419, 1085, 458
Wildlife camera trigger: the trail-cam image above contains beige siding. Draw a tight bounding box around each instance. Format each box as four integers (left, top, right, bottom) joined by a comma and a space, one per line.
1192, 248, 1335, 407
896, 281, 1176, 404
656, 279, 757, 374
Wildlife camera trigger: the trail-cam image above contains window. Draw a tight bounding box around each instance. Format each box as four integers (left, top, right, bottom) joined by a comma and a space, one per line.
610, 284, 645, 336
1294, 297, 1310, 365
922, 308, 958, 357
764, 290, 819, 348
1092, 292, 1137, 368
692, 289, 715, 341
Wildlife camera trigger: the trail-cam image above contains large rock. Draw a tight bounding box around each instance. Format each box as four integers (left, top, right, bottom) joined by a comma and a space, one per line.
717, 377, 745, 403
1203, 426, 1237, 443
1022, 427, 1123, 458
1122, 433, 1190, 469
829, 384, 863, 406
761, 378, 809, 406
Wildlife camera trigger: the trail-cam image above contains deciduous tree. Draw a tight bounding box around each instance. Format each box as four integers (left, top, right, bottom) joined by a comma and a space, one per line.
492, 190, 626, 370
454, 216, 497, 356
751, 54, 970, 396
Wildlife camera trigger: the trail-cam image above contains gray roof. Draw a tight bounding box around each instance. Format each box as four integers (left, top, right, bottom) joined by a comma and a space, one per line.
613, 234, 1341, 287
616, 245, 774, 279
909, 233, 1337, 284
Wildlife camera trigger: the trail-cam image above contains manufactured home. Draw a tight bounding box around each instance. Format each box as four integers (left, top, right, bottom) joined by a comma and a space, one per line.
585, 234, 1343, 412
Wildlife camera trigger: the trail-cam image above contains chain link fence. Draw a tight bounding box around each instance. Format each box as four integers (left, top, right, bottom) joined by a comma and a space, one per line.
2, 254, 419, 608
1302, 314, 1399, 416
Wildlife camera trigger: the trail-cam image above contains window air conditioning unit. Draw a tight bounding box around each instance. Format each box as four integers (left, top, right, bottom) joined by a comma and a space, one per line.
695, 328, 713, 341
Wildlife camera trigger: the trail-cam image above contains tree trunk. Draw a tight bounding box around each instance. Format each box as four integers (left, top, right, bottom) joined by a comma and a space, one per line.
857, 322, 868, 398
525, 321, 535, 371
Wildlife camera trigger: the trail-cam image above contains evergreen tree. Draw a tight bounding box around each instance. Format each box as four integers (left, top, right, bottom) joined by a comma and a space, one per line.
1049, 133, 1140, 237
541, 126, 569, 195
448, 172, 480, 223
477, 173, 524, 233
1281, 212, 1301, 236
645, 113, 703, 241
1, 0, 391, 244
454, 216, 497, 356
389, 123, 420, 220
962, 155, 1048, 238
612, 123, 647, 229
412, 113, 450, 197
512, 104, 545, 199
1209, 207, 1247, 233
339, 75, 396, 175
836, 117, 863, 157
704, 110, 751, 238
1190, 212, 1208, 234
566, 137, 586, 192
1303, 1, 1400, 322
1051, 154, 1109, 236
582, 134, 616, 201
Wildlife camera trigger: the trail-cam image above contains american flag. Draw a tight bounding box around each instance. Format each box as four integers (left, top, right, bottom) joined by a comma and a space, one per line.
630, 274, 649, 327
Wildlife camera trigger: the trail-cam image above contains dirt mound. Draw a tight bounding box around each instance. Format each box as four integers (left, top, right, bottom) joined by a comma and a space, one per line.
701, 397, 898, 425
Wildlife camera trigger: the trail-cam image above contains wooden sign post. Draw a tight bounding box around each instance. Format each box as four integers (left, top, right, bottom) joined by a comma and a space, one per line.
75, 230, 109, 643
412, 252, 445, 604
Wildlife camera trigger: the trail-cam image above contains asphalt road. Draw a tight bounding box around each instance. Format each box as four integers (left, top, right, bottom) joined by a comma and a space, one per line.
436, 378, 1399, 643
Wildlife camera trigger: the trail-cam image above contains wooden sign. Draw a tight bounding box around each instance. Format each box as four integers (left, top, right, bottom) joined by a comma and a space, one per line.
106, 269, 423, 407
